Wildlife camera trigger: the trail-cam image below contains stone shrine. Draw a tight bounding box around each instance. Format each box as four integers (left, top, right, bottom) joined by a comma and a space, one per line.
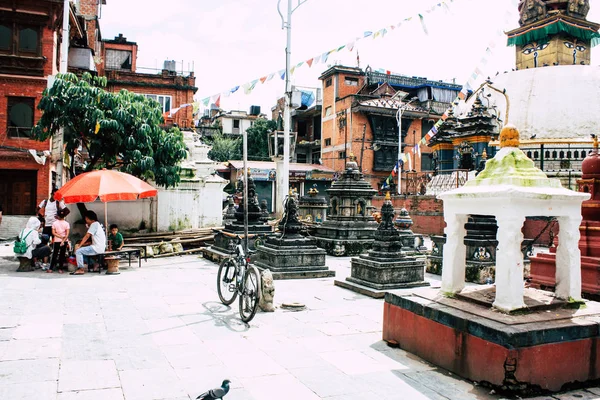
335, 193, 428, 298
313, 157, 378, 256
384, 125, 599, 393
298, 186, 328, 224
530, 135, 600, 297
206, 171, 272, 260
393, 208, 426, 255
253, 193, 333, 279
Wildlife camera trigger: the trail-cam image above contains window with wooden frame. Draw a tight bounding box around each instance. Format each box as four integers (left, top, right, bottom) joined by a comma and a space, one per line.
0, 23, 11, 53
7, 97, 35, 138
18, 26, 38, 54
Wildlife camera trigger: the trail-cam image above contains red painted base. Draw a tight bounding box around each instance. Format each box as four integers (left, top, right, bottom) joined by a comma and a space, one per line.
529, 221, 600, 298
383, 290, 600, 392
529, 253, 600, 298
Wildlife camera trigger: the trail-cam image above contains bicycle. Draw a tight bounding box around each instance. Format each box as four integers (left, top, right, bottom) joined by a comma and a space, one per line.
216, 237, 261, 323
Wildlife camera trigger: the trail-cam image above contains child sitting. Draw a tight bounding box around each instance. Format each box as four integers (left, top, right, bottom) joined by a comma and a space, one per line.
108, 224, 124, 251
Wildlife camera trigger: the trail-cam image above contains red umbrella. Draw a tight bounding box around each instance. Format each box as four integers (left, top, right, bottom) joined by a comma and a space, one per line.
55, 169, 158, 236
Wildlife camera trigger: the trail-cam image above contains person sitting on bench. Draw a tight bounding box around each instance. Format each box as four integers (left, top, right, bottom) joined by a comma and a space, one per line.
73, 211, 106, 275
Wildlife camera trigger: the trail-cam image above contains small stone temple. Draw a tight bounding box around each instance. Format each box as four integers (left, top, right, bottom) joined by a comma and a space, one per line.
206, 171, 272, 261
253, 193, 333, 279
313, 156, 378, 256
383, 125, 600, 392
298, 186, 328, 224
530, 135, 600, 297
335, 192, 428, 298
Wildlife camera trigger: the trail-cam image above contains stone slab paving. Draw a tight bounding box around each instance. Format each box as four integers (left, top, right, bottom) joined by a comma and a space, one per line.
0, 244, 599, 399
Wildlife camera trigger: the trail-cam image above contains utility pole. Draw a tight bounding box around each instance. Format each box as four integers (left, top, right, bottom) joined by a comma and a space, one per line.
276, 0, 307, 216
395, 97, 417, 195
243, 128, 249, 255
55, 0, 70, 187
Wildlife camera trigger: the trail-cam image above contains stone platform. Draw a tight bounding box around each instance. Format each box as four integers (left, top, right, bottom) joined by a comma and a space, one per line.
383, 286, 600, 393
253, 236, 335, 280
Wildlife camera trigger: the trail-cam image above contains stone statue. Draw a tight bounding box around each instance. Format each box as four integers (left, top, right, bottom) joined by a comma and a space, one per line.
259, 269, 275, 312
260, 199, 269, 222
378, 193, 396, 231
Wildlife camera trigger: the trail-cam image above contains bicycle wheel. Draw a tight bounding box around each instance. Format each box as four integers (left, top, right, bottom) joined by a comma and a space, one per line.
217, 258, 238, 305
239, 265, 261, 323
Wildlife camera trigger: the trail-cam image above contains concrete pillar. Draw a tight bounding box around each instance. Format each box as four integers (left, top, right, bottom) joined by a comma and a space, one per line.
493, 216, 526, 312
555, 215, 583, 301
441, 213, 468, 294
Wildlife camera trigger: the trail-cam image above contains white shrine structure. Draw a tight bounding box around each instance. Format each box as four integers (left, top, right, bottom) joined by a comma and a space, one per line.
439, 125, 590, 312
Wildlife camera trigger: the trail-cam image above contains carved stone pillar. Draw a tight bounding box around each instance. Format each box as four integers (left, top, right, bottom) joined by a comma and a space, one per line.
555, 215, 583, 301
441, 214, 468, 294
493, 216, 526, 312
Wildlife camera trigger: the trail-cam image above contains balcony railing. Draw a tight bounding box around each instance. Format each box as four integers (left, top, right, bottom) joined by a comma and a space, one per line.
521, 145, 593, 172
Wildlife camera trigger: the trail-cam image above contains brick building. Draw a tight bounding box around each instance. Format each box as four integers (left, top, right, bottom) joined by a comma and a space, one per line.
101, 34, 197, 129
0, 0, 96, 219
318, 65, 461, 191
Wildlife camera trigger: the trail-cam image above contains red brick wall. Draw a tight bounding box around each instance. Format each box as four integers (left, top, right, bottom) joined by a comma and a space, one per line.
372, 195, 445, 235
336, 73, 364, 99
0, 76, 53, 203
105, 71, 196, 128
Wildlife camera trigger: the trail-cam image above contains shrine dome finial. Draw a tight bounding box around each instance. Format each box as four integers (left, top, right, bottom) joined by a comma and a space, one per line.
499, 124, 521, 148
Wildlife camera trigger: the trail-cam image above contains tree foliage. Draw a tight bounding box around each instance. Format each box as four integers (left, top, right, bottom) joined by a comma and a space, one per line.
31, 73, 187, 187
246, 118, 276, 161
207, 133, 242, 162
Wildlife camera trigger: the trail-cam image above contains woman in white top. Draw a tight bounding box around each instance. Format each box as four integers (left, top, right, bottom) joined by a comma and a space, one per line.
16, 217, 52, 271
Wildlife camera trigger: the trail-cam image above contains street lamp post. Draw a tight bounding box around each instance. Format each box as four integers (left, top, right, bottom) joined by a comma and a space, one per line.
276, 0, 307, 216
395, 98, 418, 195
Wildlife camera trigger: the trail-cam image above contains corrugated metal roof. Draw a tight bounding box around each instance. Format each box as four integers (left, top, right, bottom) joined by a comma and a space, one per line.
357, 97, 428, 112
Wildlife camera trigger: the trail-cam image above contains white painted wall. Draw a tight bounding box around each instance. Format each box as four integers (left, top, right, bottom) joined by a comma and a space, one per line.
221, 115, 254, 135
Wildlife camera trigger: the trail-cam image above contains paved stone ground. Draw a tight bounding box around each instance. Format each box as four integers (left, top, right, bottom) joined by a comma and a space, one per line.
0, 242, 598, 400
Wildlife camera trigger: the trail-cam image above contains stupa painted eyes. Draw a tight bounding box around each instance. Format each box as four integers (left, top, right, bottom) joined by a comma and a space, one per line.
564, 41, 587, 52
522, 42, 548, 55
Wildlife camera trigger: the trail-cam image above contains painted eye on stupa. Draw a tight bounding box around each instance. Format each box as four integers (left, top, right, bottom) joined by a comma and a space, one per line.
522, 47, 535, 55
564, 42, 575, 49
536, 43, 548, 51
577, 45, 587, 52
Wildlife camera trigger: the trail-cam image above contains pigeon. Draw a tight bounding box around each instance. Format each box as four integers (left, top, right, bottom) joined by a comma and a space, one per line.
196, 379, 231, 400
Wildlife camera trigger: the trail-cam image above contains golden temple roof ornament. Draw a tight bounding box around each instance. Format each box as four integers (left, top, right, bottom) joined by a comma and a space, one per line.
385, 191, 391, 201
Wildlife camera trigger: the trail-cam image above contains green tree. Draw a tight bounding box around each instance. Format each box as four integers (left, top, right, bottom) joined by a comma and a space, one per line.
207, 133, 242, 162
31, 73, 187, 187
246, 118, 276, 161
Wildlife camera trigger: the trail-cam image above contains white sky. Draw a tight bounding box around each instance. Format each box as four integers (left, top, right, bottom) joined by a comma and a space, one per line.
99, 0, 600, 115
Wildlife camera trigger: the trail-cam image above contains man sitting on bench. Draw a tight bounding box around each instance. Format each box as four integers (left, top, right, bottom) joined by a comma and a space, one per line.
73, 211, 106, 275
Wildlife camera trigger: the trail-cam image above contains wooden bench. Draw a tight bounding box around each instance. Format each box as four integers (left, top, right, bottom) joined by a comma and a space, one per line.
87, 247, 142, 274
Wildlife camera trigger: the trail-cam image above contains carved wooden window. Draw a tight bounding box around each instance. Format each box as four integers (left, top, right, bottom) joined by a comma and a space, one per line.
18, 27, 38, 53
369, 116, 400, 143
0, 23, 40, 56
0, 24, 10, 52
7, 97, 35, 138
373, 145, 397, 171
